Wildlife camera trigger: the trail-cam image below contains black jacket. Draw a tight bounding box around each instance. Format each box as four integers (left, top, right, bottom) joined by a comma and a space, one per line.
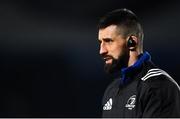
102, 52, 180, 118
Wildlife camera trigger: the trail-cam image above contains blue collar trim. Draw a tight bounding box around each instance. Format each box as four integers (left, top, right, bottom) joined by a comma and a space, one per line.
121, 51, 151, 84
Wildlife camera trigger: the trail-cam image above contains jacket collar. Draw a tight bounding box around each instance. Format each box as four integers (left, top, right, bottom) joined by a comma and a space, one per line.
120, 51, 151, 85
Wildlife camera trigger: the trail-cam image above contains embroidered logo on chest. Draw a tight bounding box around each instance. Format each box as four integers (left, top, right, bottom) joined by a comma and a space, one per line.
125, 95, 136, 110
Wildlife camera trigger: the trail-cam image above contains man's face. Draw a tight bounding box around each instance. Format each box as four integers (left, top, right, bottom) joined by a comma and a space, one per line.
98, 25, 129, 73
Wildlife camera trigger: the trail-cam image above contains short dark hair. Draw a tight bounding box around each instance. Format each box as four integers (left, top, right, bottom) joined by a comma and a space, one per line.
98, 8, 144, 41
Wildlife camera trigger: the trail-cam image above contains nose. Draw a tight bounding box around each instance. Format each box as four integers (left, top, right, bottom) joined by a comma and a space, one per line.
99, 43, 108, 55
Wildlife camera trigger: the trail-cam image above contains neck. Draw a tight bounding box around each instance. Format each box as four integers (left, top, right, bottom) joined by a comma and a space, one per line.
128, 51, 141, 67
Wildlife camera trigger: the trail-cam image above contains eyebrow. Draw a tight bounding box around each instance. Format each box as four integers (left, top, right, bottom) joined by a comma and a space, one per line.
103, 38, 112, 40
99, 38, 112, 41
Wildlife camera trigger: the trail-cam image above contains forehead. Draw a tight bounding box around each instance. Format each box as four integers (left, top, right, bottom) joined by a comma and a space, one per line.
98, 25, 119, 39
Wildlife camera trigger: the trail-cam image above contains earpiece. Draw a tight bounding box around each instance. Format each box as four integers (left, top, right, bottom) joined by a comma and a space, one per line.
127, 36, 136, 48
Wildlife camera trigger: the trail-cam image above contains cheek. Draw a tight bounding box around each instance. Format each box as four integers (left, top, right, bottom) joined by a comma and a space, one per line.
111, 44, 127, 59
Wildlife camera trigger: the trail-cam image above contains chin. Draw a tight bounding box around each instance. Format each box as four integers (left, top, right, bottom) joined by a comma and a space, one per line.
104, 58, 127, 74
104, 63, 118, 74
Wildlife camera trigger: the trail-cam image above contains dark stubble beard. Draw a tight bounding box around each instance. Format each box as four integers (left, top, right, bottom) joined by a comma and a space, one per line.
104, 50, 129, 74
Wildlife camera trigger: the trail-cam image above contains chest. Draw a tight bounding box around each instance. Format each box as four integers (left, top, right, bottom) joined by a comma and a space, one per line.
102, 80, 142, 117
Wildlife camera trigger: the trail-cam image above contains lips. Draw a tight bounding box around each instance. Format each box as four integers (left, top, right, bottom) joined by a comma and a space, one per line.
103, 56, 113, 64
104, 57, 111, 61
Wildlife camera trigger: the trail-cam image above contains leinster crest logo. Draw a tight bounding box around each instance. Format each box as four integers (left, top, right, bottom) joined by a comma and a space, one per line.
125, 95, 136, 110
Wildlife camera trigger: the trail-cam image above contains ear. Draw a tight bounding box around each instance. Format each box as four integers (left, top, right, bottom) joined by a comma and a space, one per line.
127, 36, 138, 50
130, 36, 138, 44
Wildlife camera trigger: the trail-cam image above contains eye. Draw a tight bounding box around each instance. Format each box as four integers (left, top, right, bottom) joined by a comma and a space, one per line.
104, 38, 113, 43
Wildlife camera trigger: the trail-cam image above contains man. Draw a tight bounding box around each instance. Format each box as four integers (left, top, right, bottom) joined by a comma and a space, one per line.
98, 8, 180, 117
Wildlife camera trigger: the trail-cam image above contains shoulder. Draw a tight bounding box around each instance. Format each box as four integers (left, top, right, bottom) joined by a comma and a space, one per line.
140, 68, 180, 96
138, 68, 180, 117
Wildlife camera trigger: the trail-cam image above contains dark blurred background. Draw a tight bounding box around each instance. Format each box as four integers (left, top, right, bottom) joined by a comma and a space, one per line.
0, 0, 180, 117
